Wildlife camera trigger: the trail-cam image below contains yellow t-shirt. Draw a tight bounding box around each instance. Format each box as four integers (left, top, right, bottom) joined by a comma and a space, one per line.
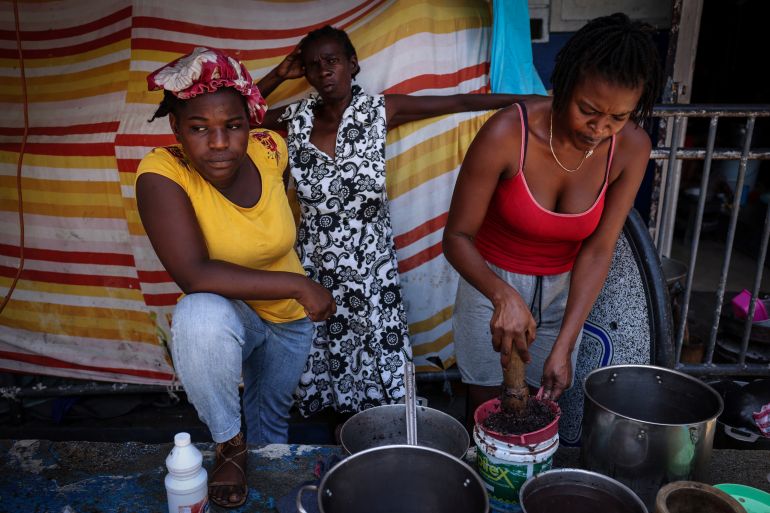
136, 129, 306, 323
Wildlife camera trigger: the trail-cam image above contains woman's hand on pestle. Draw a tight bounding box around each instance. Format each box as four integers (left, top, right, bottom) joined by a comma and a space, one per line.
490, 288, 536, 369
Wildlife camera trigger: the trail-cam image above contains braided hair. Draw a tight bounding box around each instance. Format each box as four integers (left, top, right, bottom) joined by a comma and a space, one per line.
300, 25, 361, 78
550, 12, 662, 124
149, 90, 184, 122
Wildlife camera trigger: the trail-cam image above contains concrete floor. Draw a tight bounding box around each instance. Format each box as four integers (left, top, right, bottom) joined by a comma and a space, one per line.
2, 433, 768, 513
671, 238, 770, 293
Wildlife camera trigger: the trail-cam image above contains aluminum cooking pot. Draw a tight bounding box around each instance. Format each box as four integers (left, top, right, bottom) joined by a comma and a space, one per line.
519, 468, 648, 513
296, 445, 489, 513
339, 404, 469, 458
580, 365, 723, 510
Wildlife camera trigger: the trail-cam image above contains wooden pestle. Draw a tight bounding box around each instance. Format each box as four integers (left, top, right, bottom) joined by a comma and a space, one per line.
501, 349, 529, 413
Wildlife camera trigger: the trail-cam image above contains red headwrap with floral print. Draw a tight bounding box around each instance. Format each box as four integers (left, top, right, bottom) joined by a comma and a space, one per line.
146, 47, 267, 126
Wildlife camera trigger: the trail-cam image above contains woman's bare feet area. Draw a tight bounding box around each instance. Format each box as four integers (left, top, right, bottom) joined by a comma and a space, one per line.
208, 432, 248, 508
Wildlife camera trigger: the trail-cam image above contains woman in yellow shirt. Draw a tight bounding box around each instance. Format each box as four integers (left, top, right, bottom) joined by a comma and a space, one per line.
136, 47, 335, 509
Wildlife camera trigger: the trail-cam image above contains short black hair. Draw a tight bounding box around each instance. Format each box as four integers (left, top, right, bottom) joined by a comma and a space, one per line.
550, 12, 662, 125
300, 25, 360, 78
148, 88, 248, 123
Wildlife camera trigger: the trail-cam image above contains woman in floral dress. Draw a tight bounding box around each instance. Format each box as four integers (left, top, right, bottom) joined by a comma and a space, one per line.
258, 26, 520, 416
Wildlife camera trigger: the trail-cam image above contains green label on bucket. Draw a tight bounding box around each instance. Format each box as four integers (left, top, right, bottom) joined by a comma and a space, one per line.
477, 449, 553, 504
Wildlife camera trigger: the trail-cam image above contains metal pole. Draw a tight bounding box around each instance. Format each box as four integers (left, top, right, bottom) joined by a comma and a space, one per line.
675, 116, 718, 363
652, 104, 770, 117
658, 116, 685, 256
2, 382, 184, 399
705, 117, 755, 363
415, 368, 461, 382
650, 149, 770, 160
677, 362, 770, 376
739, 193, 770, 365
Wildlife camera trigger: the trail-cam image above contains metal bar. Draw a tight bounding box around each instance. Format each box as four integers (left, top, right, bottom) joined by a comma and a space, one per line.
676, 363, 770, 376
739, 166, 770, 365
415, 368, 462, 382
2, 383, 184, 399
0, 371, 462, 399
649, 116, 671, 247
404, 360, 418, 446
705, 117, 756, 363
652, 104, 770, 116
650, 149, 770, 160
658, 116, 684, 256
675, 116, 718, 363
739, 216, 770, 364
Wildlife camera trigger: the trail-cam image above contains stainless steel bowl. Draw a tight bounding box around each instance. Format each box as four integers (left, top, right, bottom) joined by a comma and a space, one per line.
297, 445, 488, 513
339, 404, 469, 458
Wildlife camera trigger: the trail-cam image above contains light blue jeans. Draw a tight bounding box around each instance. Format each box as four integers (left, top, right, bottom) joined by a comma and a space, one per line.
170, 293, 312, 445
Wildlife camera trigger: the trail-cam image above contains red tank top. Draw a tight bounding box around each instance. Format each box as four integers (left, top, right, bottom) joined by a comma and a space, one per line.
474, 102, 615, 275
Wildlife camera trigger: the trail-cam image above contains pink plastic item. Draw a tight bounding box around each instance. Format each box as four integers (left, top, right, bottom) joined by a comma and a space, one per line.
731, 289, 769, 322
752, 403, 770, 438
474, 398, 560, 445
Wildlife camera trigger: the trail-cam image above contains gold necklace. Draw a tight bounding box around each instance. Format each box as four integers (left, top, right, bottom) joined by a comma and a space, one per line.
549, 111, 593, 173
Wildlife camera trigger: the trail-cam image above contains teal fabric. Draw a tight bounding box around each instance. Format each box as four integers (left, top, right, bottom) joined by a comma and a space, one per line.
490, 0, 547, 95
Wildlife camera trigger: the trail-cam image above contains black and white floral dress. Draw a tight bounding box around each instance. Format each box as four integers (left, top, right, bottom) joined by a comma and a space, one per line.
280, 86, 411, 416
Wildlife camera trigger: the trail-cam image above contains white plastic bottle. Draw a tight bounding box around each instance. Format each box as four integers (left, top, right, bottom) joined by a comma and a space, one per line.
165, 432, 209, 513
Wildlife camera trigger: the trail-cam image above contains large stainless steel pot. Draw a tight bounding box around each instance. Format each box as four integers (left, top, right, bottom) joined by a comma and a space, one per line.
580, 365, 723, 510
339, 404, 469, 458
296, 445, 489, 513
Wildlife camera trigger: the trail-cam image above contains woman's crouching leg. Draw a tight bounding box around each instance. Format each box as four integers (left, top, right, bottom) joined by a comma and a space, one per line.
242, 317, 313, 444
170, 293, 246, 444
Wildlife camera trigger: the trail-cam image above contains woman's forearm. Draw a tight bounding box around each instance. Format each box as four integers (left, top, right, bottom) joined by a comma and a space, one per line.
455, 93, 529, 112
172, 257, 335, 321
171, 258, 307, 301
255, 68, 285, 99
386, 93, 530, 128
256, 45, 303, 99
553, 244, 615, 354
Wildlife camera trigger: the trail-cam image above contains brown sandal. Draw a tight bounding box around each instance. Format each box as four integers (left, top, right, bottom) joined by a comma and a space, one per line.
209, 432, 248, 508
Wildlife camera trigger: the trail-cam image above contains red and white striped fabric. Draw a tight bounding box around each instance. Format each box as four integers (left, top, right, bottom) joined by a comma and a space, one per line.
1, 0, 498, 383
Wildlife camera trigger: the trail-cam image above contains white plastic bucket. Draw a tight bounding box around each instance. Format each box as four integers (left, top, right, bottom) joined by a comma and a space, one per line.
474, 424, 558, 512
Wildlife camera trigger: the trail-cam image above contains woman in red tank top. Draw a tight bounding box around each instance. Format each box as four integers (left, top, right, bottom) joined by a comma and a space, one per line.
443, 13, 662, 418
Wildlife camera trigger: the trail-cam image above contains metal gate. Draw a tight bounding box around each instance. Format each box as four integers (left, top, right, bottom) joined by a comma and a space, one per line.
651, 104, 770, 377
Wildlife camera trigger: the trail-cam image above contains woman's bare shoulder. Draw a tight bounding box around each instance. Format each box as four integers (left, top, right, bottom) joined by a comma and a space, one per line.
607, 121, 653, 183
617, 121, 652, 156
479, 97, 539, 141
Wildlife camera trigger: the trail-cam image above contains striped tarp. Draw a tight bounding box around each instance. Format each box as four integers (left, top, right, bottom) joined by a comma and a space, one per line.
0, 0, 498, 384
